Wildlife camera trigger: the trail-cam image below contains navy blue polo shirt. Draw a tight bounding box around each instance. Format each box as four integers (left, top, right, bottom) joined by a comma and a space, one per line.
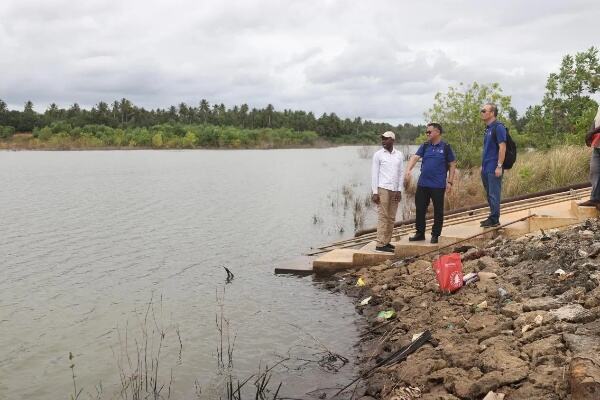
482, 121, 507, 173
415, 140, 456, 189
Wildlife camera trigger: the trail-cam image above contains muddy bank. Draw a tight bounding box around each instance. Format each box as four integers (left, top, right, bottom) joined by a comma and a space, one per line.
330, 218, 600, 399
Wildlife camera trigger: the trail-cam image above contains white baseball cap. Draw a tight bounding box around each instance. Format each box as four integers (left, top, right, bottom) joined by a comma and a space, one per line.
381, 131, 395, 139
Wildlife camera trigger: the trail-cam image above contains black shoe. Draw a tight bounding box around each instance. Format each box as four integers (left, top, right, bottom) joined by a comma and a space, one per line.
479, 218, 491, 226
430, 235, 439, 244
481, 220, 500, 228
375, 245, 394, 253
579, 200, 600, 207
383, 243, 395, 251
408, 233, 425, 242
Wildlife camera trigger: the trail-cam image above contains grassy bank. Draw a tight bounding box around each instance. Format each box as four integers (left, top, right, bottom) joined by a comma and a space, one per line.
405, 145, 591, 211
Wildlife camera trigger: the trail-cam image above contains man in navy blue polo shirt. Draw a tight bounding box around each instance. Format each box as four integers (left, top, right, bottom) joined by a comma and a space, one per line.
404, 123, 456, 244
480, 103, 506, 228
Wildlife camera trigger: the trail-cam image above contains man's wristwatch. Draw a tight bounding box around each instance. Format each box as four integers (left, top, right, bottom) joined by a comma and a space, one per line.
496, 163, 503, 168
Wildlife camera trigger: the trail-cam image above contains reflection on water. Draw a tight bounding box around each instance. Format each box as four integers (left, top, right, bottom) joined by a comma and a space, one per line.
0, 147, 414, 399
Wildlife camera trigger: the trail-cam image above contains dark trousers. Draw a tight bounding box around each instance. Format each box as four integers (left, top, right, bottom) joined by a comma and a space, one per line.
415, 186, 445, 237
591, 148, 600, 201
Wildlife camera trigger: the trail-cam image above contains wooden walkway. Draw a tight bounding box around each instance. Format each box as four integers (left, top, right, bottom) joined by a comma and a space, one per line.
274, 187, 598, 276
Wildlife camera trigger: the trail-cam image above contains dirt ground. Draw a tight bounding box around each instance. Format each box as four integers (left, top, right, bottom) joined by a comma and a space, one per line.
329, 218, 600, 400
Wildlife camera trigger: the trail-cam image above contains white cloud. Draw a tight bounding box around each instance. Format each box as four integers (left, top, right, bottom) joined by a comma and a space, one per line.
0, 0, 598, 123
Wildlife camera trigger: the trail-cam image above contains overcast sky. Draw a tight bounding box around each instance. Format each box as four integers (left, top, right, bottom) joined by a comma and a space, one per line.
0, 0, 598, 124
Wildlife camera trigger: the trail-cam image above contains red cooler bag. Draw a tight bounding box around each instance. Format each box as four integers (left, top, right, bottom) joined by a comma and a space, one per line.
433, 253, 463, 293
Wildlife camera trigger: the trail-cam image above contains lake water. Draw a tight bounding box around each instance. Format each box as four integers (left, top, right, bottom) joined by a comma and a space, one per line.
0, 146, 413, 399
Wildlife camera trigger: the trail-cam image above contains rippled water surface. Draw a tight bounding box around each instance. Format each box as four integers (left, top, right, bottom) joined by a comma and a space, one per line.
0, 147, 414, 399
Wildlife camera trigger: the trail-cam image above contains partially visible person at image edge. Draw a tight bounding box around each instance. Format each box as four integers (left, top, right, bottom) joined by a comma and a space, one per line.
581, 105, 600, 207
371, 131, 405, 252
404, 122, 456, 244
480, 103, 506, 228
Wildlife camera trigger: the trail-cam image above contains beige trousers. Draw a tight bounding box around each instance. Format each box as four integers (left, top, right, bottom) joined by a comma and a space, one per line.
376, 187, 400, 247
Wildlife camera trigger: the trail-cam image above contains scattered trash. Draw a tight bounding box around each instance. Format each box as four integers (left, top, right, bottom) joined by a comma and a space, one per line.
433, 253, 463, 293
483, 390, 506, 400
578, 249, 589, 257
359, 296, 372, 306
411, 332, 424, 342
356, 277, 365, 287
477, 300, 488, 310
534, 314, 544, 325
554, 268, 566, 276
497, 287, 508, 298
463, 272, 479, 285
376, 310, 395, 321
389, 386, 422, 400
521, 324, 532, 333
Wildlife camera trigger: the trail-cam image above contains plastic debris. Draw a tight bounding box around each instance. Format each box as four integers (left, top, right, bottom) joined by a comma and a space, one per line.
463, 272, 479, 285
554, 268, 566, 276
534, 314, 544, 325
411, 332, 425, 342
359, 296, 372, 306
376, 310, 395, 321
356, 277, 365, 287
498, 287, 508, 298
521, 324, 531, 333
578, 249, 589, 257
477, 300, 488, 309
483, 391, 506, 400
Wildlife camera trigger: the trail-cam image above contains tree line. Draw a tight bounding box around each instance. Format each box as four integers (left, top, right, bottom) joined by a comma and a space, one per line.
426, 46, 599, 167
0, 97, 424, 146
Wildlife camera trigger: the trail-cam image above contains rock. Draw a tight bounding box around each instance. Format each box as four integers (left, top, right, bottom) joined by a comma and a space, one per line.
504, 255, 520, 266
549, 304, 595, 323
370, 264, 388, 272
465, 314, 509, 340
522, 335, 564, 365
407, 259, 432, 275
396, 347, 448, 387
478, 271, 498, 281
514, 311, 555, 332
480, 346, 529, 372
570, 357, 600, 400
522, 296, 564, 311
477, 256, 501, 272
563, 333, 600, 356
420, 393, 461, 400
584, 286, 600, 308
500, 302, 523, 319
581, 230, 595, 238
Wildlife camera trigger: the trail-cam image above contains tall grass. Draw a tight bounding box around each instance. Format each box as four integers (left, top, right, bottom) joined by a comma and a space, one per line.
502, 145, 590, 198
407, 145, 591, 211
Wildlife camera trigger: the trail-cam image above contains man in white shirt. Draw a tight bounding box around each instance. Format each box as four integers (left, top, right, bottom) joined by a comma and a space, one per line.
371, 131, 405, 252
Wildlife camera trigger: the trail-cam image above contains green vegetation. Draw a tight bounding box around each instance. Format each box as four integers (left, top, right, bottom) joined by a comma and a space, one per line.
0, 98, 423, 149
425, 47, 600, 167
442, 145, 592, 211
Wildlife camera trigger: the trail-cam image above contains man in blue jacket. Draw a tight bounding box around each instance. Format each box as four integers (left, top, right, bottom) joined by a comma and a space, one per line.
480, 103, 506, 228
404, 123, 456, 244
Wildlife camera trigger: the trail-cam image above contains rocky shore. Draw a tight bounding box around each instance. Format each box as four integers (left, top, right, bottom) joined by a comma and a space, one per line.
330, 218, 600, 399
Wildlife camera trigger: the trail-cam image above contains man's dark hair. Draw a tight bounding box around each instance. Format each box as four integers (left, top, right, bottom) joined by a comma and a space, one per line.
427, 122, 443, 134
485, 102, 499, 117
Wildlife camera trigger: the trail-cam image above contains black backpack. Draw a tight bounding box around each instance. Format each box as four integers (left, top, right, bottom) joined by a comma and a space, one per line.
492, 123, 517, 169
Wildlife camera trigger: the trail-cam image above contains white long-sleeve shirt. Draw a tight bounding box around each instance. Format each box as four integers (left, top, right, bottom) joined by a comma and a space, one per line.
371, 147, 405, 194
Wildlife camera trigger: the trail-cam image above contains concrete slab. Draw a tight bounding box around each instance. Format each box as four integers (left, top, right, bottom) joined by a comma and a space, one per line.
311, 193, 597, 274
572, 200, 599, 219
313, 249, 358, 275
